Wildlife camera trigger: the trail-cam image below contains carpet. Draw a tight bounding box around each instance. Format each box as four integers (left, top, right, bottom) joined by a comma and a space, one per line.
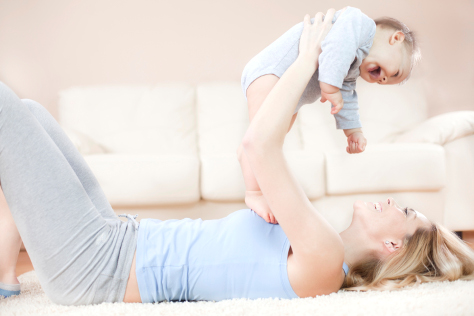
1, 271, 473, 315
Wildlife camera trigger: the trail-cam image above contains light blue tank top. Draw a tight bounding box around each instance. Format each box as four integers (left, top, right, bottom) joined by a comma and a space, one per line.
136, 209, 348, 302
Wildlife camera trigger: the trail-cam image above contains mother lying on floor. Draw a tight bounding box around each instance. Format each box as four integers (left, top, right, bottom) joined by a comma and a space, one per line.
0, 9, 473, 305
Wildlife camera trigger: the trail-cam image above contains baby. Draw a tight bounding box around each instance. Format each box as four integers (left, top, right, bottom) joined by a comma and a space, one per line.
240, 7, 421, 223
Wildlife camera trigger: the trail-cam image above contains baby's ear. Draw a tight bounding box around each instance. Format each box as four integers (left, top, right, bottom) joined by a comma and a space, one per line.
390, 31, 405, 44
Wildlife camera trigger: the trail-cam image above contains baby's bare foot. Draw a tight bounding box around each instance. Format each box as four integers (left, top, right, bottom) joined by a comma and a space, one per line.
253, 208, 278, 224
245, 192, 278, 224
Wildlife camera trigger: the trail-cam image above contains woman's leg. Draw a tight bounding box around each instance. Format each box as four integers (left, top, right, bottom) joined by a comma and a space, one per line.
0, 82, 135, 305
22, 99, 118, 221
0, 188, 22, 288
1, 98, 120, 296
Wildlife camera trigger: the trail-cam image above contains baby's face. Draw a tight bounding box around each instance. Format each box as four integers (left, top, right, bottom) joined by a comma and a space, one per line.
359, 42, 411, 85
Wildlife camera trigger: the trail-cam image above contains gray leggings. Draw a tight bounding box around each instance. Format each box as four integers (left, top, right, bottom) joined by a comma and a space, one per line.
0, 82, 137, 305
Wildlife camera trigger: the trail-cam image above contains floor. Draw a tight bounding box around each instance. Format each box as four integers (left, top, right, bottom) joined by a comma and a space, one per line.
15, 231, 474, 277
465, 231, 474, 249
7, 268, 474, 316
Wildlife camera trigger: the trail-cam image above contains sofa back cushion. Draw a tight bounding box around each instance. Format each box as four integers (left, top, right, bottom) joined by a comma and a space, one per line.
59, 84, 197, 155
357, 78, 428, 143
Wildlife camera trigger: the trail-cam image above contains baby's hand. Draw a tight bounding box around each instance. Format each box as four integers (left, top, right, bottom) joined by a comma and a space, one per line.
245, 190, 278, 224
346, 131, 367, 154
321, 89, 344, 115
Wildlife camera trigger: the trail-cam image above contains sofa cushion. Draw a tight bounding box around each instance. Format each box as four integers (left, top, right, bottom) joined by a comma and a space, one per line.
196, 82, 303, 156
326, 143, 446, 195
196, 82, 249, 156
356, 78, 428, 143
84, 154, 200, 205
443, 134, 474, 231
200, 150, 325, 201
394, 111, 474, 145
59, 83, 197, 155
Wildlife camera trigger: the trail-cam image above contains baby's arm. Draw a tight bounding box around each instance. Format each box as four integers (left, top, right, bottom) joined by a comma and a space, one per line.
344, 127, 367, 154
318, 9, 368, 122
334, 83, 367, 154
320, 81, 367, 154
320, 82, 343, 115
318, 9, 362, 91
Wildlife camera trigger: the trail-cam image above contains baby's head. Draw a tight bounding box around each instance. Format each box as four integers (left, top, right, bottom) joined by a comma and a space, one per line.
359, 17, 421, 85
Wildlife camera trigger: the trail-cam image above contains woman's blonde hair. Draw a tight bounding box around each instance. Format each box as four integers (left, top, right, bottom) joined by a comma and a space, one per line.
342, 223, 474, 291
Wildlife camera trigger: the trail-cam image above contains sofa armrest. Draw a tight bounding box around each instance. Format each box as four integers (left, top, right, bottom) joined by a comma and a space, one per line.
393, 111, 474, 145
62, 127, 107, 155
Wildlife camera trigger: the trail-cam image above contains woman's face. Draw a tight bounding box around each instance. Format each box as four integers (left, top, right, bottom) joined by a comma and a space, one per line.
352, 197, 431, 257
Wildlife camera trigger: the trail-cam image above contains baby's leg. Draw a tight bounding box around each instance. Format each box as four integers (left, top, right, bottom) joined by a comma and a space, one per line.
0, 82, 133, 305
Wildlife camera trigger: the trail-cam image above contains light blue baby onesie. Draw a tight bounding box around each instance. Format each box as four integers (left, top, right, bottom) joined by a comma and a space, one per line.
241, 7, 376, 130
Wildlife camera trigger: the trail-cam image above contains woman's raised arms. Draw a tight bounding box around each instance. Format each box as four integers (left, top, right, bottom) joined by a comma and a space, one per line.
242, 10, 345, 295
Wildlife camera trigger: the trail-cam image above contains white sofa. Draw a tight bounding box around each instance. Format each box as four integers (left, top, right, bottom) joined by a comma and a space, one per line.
58, 79, 474, 232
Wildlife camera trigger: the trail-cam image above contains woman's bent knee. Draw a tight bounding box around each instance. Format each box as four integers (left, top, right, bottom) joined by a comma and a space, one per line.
22, 99, 51, 120
21, 99, 43, 111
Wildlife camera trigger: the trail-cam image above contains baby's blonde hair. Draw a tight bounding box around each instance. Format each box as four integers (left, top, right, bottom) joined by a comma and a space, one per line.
342, 223, 474, 291
374, 17, 422, 83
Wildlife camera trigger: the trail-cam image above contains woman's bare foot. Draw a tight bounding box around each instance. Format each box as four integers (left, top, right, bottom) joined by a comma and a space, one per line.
0, 272, 19, 285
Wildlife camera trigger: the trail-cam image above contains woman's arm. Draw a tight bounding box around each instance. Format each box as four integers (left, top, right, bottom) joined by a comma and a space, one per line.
237, 79, 298, 224
242, 11, 344, 294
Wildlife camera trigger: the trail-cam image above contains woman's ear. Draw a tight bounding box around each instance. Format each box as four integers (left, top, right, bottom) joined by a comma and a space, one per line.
384, 239, 402, 253
389, 31, 405, 45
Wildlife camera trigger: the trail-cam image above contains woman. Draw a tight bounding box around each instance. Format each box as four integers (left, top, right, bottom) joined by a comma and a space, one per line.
0, 9, 473, 305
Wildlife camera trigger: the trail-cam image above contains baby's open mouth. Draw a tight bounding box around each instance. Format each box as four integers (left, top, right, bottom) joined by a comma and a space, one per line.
368, 66, 381, 80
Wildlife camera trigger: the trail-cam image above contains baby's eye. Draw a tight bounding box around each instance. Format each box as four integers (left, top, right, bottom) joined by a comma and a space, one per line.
392, 71, 399, 78
403, 207, 408, 216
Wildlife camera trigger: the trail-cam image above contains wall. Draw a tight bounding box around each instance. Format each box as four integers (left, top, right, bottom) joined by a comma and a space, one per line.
0, 0, 473, 117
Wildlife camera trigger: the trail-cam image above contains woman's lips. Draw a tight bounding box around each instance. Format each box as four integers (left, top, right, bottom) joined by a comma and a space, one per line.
376, 202, 382, 212
368, 202, 382, 212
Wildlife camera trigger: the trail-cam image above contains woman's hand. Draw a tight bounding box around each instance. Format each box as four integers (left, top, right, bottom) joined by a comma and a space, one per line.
297, 8, 336, 69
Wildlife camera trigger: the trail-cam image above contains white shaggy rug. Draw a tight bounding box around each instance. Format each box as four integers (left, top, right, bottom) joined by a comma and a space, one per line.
1, 271, 474, 316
